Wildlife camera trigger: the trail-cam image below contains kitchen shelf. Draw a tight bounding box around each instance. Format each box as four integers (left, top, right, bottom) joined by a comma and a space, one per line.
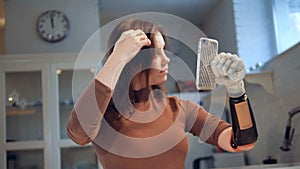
5, 140, 44, 151
6, 107, 36, 116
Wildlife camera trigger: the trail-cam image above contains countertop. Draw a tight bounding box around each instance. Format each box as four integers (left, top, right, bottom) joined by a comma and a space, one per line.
214, 162, 300, 169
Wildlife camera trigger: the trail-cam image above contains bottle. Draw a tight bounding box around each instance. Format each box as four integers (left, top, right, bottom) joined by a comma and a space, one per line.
229, 94, 258, 148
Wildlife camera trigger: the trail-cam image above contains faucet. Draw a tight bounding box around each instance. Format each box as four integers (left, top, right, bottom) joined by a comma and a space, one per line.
280, 106, 300, 151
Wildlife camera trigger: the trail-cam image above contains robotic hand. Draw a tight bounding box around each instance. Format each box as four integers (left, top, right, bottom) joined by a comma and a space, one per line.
212, 52, 258, 148
211, 52, 246, 98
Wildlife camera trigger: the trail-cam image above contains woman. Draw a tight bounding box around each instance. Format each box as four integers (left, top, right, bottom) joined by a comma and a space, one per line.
67, 19, 256, 169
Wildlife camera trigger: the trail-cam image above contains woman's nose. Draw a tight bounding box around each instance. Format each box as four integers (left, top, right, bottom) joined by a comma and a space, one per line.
162, 53, 170, 65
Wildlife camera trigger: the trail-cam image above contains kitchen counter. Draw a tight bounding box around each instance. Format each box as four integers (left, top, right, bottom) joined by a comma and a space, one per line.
214, 162, 300, 169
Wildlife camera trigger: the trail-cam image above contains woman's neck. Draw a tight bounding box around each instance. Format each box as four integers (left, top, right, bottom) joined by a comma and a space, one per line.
133, 87, 150, 103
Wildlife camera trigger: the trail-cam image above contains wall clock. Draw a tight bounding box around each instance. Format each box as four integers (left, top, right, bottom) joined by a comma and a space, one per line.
36, 10, 70, 42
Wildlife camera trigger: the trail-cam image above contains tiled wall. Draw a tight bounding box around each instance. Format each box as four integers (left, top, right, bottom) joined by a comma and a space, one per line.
245, 43, 300, 164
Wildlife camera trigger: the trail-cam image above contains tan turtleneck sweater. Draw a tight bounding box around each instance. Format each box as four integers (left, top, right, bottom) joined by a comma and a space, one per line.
67, 79, 230, 169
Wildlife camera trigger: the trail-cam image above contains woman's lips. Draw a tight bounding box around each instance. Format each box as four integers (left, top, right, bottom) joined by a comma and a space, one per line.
160, 69, 168, 74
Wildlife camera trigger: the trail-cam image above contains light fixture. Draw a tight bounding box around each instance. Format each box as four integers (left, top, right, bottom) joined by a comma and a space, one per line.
8, 97, 13, 102
56, 69, 62, 75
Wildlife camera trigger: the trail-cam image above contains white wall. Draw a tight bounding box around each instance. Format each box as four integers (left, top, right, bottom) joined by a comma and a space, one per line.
245, 43, 300, 164
201, 0, 277, 70
5, 0, 100, 54
201, 0, 237, 55
232, 0, 277, 70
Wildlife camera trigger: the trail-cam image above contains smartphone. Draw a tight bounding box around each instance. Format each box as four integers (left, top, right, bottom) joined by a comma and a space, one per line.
196, 37, 218, 90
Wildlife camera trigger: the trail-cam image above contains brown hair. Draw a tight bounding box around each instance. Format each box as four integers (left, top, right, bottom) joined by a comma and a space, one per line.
103, 19, 169, 119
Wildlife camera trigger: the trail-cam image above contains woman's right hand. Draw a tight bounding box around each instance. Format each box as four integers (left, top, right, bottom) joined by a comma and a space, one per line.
96, 29, 151, 89
111, 29, 151, 64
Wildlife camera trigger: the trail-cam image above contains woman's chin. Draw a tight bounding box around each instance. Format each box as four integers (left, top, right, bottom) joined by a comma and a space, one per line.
159, 78, 168, 84
150, 78, 167, 86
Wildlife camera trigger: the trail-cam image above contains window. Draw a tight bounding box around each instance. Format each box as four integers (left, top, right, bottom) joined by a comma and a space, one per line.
273, 0, 300, 54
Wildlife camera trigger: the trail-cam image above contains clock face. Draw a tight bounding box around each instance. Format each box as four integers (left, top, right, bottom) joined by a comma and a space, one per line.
36, 10, 70, 42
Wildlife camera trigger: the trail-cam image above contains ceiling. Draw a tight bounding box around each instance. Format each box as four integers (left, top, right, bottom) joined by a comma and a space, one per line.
99, 0, 220, 27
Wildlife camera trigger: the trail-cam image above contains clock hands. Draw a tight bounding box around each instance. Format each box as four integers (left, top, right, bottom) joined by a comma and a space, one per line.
50, 12, 54, 29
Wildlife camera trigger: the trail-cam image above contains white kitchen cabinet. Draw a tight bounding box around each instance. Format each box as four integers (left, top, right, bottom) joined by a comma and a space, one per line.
0, 53, 100, 169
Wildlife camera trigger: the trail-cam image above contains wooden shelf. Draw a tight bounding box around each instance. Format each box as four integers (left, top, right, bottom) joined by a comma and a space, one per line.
6, 108, 36, 116
6, 106, 42, 116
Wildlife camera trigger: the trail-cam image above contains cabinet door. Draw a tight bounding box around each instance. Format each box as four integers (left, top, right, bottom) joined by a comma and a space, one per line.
7, 149, 44, 169
5, 70, 43, 142
1, 62, 49, 169
57, 69, 94, 139
61, 146, 98, 169
54, 64, 100, 169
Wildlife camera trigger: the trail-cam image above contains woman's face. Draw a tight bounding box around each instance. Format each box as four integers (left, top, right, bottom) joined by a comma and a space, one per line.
148, 32, 170, 85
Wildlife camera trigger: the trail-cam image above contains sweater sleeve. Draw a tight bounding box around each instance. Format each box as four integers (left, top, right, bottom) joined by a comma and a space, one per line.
66, 79, 112, 145
182, 100, 231, 147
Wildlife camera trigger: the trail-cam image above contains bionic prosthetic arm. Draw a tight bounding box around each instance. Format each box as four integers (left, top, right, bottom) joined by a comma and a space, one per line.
229, 91, 258, 148
211, 53, 258, 148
